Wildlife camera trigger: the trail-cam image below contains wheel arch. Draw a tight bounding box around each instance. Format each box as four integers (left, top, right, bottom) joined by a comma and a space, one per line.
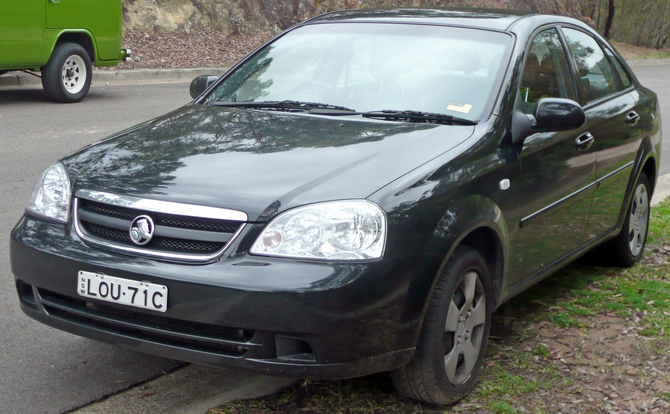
641, 153, 657, 197
395, 195, 509, 351
50, 31, 97, 66
430, 196, 509, 311
625, 137, 658, 218
458, 226, 505, 307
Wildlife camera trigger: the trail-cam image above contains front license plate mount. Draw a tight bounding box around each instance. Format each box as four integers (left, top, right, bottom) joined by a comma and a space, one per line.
77, 271, 168, 313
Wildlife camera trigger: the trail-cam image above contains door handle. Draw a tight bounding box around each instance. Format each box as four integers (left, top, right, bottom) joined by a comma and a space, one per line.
575, 132, 594, 151
625, 111, 640, 126
49, 0, 60, 3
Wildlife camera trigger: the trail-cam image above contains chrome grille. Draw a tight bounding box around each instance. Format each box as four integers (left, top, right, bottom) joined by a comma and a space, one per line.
158, 215, 241, 233
153, 238, 223, 253
87, 223, 129, 241
74, 190, 247, 262
85, 202, 137, 220
86, 223, 224, 254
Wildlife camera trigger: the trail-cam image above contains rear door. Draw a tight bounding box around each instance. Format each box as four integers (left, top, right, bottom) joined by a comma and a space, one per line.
560, 28, 640, 240
46, 0, 122, 61
0, 0, 46, 68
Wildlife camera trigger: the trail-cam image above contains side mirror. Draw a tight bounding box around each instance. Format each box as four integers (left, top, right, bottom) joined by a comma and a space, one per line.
190, 75, 219, 99
533, 98, 585, 131
512, 97, 585, 144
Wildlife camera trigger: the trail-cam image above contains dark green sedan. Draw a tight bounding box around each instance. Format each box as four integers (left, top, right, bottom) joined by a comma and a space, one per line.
11, 8, 662, 404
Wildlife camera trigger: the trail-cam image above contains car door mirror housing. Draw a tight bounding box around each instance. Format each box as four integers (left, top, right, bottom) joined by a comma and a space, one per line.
533, 98, 585, 131
190, 75, 219, 99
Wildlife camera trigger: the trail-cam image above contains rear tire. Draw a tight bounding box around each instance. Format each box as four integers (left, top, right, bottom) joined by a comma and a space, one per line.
391, 246, 492, 404
42, 42, 92, 103
606, 174, 651, 267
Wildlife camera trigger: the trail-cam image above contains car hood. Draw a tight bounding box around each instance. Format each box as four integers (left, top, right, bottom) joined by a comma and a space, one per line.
66, 104, 474, 221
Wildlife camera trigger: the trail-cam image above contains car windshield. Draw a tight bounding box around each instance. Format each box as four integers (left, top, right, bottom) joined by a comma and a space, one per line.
203, 23, 513, 122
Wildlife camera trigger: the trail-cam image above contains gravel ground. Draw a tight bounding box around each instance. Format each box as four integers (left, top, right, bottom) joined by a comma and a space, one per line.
96, 26, 274, 70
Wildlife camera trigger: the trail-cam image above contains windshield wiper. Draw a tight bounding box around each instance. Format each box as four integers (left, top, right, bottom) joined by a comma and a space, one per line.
210, 100, 357, 115
209, 103, 477, 124
361, 110, 477, 126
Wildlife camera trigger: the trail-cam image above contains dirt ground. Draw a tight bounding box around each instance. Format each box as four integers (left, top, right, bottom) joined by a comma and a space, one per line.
484, 310, 670, 413
467, 248, 670, 414
96, 27, 272, 70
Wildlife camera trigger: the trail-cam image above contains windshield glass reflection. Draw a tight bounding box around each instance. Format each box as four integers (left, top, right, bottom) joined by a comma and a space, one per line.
204, 23, 512, 121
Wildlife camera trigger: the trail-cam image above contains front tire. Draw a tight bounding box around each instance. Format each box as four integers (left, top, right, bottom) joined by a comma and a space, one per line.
391, 246, 492, 405
42, 42, 92, 103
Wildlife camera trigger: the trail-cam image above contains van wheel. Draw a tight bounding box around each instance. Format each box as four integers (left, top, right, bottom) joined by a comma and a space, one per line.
42, 42, 92, 103
391, 246, 492, 404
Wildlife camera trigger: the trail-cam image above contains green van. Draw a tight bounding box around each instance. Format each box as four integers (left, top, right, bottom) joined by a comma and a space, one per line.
0, 0, 129, 102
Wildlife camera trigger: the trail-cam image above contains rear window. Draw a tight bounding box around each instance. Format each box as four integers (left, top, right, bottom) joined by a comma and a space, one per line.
562, 28, 618, 104
604, 48, 632, 89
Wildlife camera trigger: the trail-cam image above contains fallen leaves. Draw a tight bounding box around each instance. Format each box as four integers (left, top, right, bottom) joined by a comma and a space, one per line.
95, 27, 274, 71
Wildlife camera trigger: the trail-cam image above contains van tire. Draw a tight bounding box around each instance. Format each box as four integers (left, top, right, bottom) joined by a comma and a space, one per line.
42, 42, 92, 103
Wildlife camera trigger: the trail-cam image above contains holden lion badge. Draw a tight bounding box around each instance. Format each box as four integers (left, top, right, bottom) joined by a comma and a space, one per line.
129, 215, 155, 246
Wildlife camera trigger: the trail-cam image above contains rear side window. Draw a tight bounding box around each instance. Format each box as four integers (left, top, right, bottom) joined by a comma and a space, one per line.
604, 47, 632, 89
519, 28, 576, 114
562, 28, 617, 104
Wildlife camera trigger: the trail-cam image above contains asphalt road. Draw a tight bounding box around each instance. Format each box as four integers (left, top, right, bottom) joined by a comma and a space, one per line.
629, 62, 670, 175
0, 62, 668, 414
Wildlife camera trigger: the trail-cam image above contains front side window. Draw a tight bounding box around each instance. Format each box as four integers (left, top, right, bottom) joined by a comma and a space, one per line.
203, 23, 513, 121
519, 28, 576, 114
562, 28, 617, 104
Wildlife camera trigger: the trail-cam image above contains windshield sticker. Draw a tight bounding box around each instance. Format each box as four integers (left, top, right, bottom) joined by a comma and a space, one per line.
447, 102, 473, 114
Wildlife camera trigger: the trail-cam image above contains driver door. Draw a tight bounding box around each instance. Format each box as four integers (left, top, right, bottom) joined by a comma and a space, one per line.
510, 27, 597, 282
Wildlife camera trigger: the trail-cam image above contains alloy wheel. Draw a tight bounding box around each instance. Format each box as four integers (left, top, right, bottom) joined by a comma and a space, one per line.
443, 271, 486, 385
628, 183, 649, 257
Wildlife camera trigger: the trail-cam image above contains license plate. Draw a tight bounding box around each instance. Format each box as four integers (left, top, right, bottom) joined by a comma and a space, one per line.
77, 271, 168, 312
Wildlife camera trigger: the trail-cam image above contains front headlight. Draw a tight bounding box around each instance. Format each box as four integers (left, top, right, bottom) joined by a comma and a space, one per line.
27, 162, 71, 223
250, 200, 387, 260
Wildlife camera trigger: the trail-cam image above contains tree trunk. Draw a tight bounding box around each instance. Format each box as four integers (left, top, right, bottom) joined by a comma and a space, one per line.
603, 0, 615, 39
589, 1, 597, 20
656, 0, 670, 49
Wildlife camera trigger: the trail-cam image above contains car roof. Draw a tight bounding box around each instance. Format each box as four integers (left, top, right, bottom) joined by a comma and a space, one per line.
305, 8, 580, 32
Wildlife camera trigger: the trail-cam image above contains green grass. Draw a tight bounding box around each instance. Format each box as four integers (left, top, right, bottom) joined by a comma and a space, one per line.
490, 402, 518, 414
532, 344, 551, 358
647, 201, 670, 244
478, 369, 540, 396
642, 50, 670, 59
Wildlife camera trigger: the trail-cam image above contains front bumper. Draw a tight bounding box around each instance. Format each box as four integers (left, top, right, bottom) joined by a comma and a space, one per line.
10, 215, 415, 380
